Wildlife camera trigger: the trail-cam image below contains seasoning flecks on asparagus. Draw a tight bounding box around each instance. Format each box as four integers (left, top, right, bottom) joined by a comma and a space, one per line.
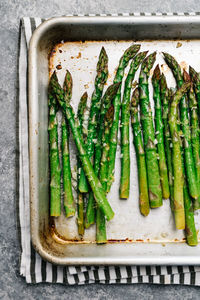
189, 65, 200, 118
48, 73, 61, 216
107, 44, 141, 193
184, 70, 200, 210
85, 82, 120, 229
169, 83, 191, 229
94, 82, 121, 176
152, 65, 170, 199
50, 71, 114, 221
62, 72, 75, 217
79, 47, 108, 194
163, 53, 199, 200
160, 74, 174, 210
120, 51, 148, 199
139, 52, 163, 208
77, 92, 88, 235
96, 105, 114, 244
130, 88, 150, 216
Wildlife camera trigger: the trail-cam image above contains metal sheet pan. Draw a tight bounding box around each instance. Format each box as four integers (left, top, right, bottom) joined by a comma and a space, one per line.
29, 15, 200, 265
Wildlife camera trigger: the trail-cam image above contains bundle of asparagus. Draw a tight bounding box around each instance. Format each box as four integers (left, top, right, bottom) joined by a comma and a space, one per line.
49, 71, 114, 222
48, 44, 200, 247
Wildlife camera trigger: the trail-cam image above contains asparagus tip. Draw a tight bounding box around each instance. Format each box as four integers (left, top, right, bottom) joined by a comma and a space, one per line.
183, 69, 190, 82
51, 70, 58, 81
125, 44, 141, 58
105, 104, 114, 125
100, 46, 107, 56
189, 65, 200, 82
142, 51, 157, 73
63, 70, 73, 99
82, 91, 88, 99
48, 71, 59, 94
152, 64, 161, 81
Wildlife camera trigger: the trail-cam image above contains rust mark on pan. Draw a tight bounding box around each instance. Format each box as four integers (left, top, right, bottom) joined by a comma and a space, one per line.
56, 64, 62, 70
108, 238, 133, 243
50, 48, 57, 59
77, 52, 81, 59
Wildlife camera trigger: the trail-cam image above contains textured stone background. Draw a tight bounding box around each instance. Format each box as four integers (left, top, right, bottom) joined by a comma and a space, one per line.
1, 0, 200, 299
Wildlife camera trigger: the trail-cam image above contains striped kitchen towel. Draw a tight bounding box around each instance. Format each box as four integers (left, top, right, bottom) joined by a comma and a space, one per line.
19, 16, 200, 285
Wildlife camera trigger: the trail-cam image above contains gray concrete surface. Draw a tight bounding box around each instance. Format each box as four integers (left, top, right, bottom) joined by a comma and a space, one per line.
1, 0, 200, 299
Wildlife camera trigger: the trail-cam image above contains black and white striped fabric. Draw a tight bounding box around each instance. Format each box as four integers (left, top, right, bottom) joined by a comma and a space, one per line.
19, 16, 200, 285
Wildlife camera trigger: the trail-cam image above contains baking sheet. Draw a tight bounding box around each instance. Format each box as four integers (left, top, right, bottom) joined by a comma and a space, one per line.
49, 39, 200, 243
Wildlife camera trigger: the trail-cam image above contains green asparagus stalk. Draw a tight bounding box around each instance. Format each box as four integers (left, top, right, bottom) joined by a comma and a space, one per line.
107, 44, 141, 192
139, 52, 162, 208
160, 74, 174, 210
61, 117, 75, 217
169, 83, 191, 229
79, 47, 108, 193
77, 92, 88, 235
85, 82, 120, 228
184, 70, 200, 210
152, 65, 170, 199
50, 71, 114, 221
62, 72, 75, 217
48, 75, 61, 216
120, 51, 148, 199
130, 88, 150, 216
163, 53, 199, 200
96, 105, 114, 244
189, 65, 200, 118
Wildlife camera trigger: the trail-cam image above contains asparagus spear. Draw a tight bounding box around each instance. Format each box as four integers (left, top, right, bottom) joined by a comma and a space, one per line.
120, 51, 148, 199
184, 70, 200, 210
178, 106, 198, 244
189, 65, 200, 118
107, 44, 141, 192
77, 92, 88, 235
61, 117, 75, 217
78, 47, 108, 193
50, 71, 114, 221
139, 52, 162, 208
62, 72, 75, 217
160, 74, 174, 210
85, 82, 120, 228
96, 105, 114, 244
152, 65, 170, 199
130, 88, 150, 216
48, 75, 61, 216
169, 83, 191, 229
163, 53, 199, 200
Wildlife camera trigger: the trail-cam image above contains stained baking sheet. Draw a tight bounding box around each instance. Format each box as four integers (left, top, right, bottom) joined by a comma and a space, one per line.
49, 39, 200, 243
29, 16, 200, 265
